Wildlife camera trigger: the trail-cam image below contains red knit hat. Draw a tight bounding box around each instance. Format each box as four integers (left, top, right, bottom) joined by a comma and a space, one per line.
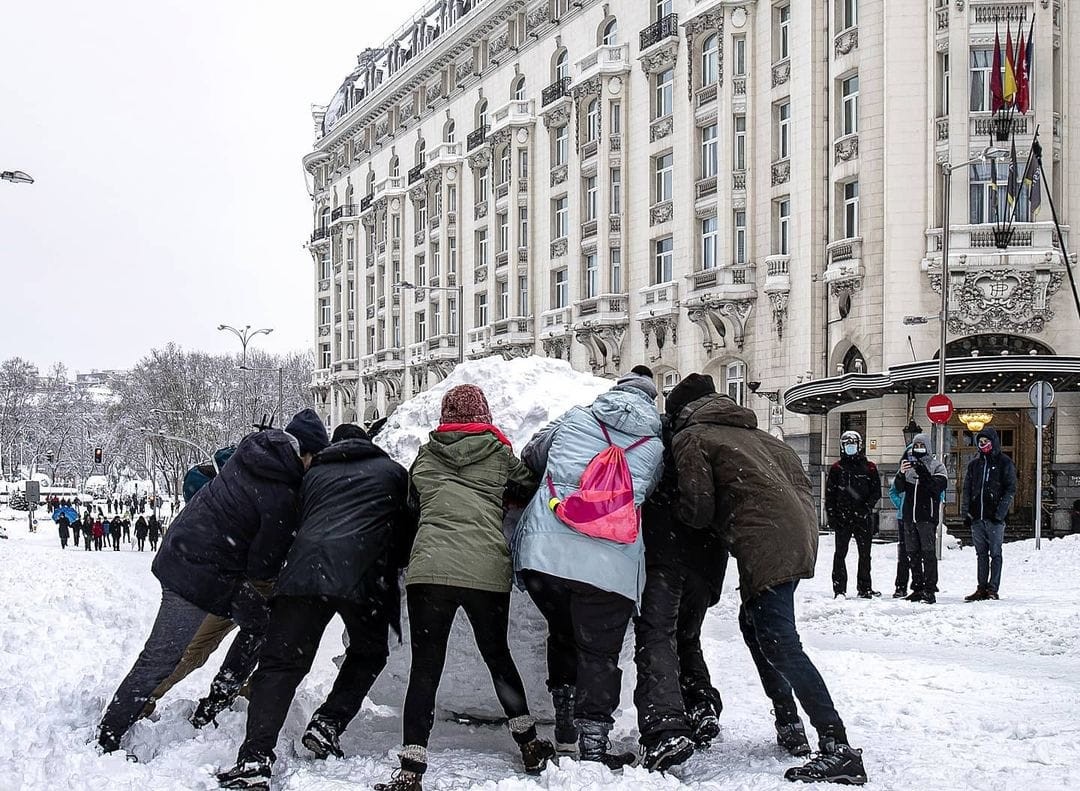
440, 384, 492, 424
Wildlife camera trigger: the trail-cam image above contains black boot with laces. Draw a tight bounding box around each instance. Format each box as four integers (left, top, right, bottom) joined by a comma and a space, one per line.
550, 684, 577, 752
301, 716, 343, 759
217, 753, 273, 790
688, 701, 721, 748
775, 720, 811, 757
784, 737, 867, 785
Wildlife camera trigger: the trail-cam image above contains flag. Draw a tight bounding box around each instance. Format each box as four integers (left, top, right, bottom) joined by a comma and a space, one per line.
1004, 22, 1017, 105
1020, 17, 1035, 115
1016, 26, 1029, 114
1006, 139, 1019, 215
1029, 163, 1042, 219
989, 155, 1000, 223
1021, 149, 1037, 221
990, 24, 1004, 112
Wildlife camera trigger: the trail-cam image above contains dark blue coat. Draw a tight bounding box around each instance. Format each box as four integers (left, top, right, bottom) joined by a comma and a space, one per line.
152, 430, 305, 616
962, 427, 1018, 523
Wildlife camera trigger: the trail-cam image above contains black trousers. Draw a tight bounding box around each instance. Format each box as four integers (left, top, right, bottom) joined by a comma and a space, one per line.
905, 521, 938, 593
522, 570, 635, 725
894, 532, 910, 590
137, 537, 146, 551
831, 522, 873, 594
94, 536, 103, 550
402, 584, 530, 748
633, 562, 724, 745
239, 595, 389, 761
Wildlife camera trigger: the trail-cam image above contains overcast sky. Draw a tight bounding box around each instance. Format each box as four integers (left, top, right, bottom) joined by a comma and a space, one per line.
0, 0, 403, 373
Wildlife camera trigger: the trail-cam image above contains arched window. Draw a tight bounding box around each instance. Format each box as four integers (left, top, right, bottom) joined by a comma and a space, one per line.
554, 49, 569, 82
843, 346, 867, 374
443, 119, 456, 143
366, 171, 375, 195
724, 360, 747, 405
586, 98, 600, 142
345, 183, 354, 204
498, 145, 511, 184
416, 138, 426, 167
476, 99, 488, 129
701, 34, 720, 86
512, 75, 526, 101
601, 18, 618, 46
389, 156, 400, 177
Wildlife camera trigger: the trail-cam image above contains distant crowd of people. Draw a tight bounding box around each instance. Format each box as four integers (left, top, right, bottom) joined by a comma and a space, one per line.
55, 509, 164, 552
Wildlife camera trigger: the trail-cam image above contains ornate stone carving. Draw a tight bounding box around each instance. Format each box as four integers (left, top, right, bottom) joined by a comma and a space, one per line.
543, 104, 571, 129
319, 325, 331, 337
639, 40, 680, 75
496, 344, 533, 361
650, 115, 673, 141
685, 298, 754, 351
426, 80, 443, 106
488, 128, 512, 148
375, 118, 390, 140
400, 99, 415, 121
526, 3, 550, 32
550, 238, 568, 258
771, 160, 791, 185
489, 32, 510, 60
771, 59, 791, 88
542, 336, 570, 360
467, 148, 491, 170
835, 135, 859, 163
575, 324, 627, 374
766, 291, 789, 339
930, 268, 1064, 333
650, 201, 673, 226
550, 164, 568, 187
640, 315, 678, 359
456, 55, 476, 85
574, 76, 602, 100
685, 11, 724, 101
474, 200, 488, 220
835, 27, 858, 57
408, 184, 426, 205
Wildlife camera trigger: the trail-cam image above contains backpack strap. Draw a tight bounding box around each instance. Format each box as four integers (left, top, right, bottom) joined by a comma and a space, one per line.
596, 416, 650, 453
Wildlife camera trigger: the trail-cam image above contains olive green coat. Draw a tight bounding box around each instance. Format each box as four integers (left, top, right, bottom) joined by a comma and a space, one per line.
405, 429, 536, 593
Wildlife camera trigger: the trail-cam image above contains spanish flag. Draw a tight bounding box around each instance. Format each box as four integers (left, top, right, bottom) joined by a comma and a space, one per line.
1004, 22, 1017, 105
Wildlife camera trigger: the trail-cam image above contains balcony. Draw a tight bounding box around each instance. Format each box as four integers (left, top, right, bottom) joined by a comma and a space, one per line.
640, 13, 679, 50
695, 175, 718, 200
574, 293, 628, 324
971, 3, 1032, 27
373, 176, 405, 199
428, 334, 460, 361
824, 238, 864, 292
732, 170, 747, 191
576, 43, 631, 82
763, 254, 792, 294
541, 77, 571, 108
408, 341, 427, 363
490, 316, 534, 347
467, 124, 489, 152
695, 83, 718, 110
360, 354, 377, 375
580, 139, 599, 160
971, 112, 1030, 139
360, 193, 374, 213
425, 141, 462, 170
311, 226, 329, 243
466, 325, 492, 357
540, 306, 573, 337
490, 99, 535, 133
408, 164, 424, 185
495, 249, 510, 269
581, 219, 598, 239
687, 264, 757, 297
924, 222, 1069, 261
733, 76, 747, 95
330, 204, 359, 222
636, 281, 680, 320
375, 348, 404, 371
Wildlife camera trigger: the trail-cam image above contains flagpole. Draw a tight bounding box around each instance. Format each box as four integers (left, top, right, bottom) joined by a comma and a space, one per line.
1032, 135, 1080, 322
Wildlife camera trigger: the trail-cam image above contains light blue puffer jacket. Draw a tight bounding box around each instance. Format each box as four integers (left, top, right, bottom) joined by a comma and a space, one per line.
512, 386, 664, 606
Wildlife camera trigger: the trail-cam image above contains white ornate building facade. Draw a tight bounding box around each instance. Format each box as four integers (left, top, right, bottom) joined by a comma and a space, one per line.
304, 0, 1080, 534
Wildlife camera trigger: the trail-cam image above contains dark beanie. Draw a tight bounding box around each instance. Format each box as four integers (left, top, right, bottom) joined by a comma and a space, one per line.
331, 423, 369, 442
665, 373, 716, 417
367, 416, 388, 439
286, 408, 330, 455
630, 365, 654, 379
441, 384, 492, 424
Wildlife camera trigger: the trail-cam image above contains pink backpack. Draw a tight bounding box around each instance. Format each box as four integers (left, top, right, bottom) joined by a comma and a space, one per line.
545, 419, 650, 544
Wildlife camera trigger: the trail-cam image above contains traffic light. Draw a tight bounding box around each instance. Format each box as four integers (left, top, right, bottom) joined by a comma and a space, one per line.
94, 447, 103, 464
46, 451, 53, 463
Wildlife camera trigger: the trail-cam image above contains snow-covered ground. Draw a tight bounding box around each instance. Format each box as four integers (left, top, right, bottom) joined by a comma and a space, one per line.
2, 357, 1077, 790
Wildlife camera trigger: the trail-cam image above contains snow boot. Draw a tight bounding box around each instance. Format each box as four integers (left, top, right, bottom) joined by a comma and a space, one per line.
904, 590, 925, 602
96, 725, 122, 755
301, 715, 344, 759
640, 734, 695, 772
217, 754, 273, 790
784, 737, 867, 785
776, 720, 812, 757
856, 590, 880, 599
373, 769, 423, 791
192, 683, 233, 729
964, 586, 988, 602
508, 715, 556, 775
985, 589, 1000, 600
577, 719, 636, 770
551, 684, 578, 752
892, 586, 906, 598
688, 701, 721, 748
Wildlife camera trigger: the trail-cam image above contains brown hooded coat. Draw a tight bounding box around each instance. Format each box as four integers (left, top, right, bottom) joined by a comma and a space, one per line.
670, 394, 818, 602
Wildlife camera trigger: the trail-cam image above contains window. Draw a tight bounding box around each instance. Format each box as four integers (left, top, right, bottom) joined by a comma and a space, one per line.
416, 255, 427, 285
553, 196, 568, 238
366, 326, 376, 354
654, 68, 673, 118
838, 0, 857, 30
392, 315, 401, 347
476, 229, 489, 266
518, 207, 529, 244
734, 210, 747, 264
553, 267, 569, 308
476, 293, 488, 326
585, 253, 599, 298
431, 242, 440, 277
512, 75, 526, 101
610, 248, 622, 293
655, 0, 672, 19
777, 4, 790, 61
477, 167, 489, 202
320, 298, 331, 325
939, 53, 950, 115
346, 238, 355, 262
841, 74, 859, 136
448, 296, 458, 333
777, 198, 791, 255
969, 162, 1024, 224
701, 216, 718, 270
601, 18, 618, 46
970, 49, 993, 112
416, 201, 427, 233
518, 148, 529, 179
518, 276, 529, 316
389, 156, 399, 177
320, 344, 331, 370
733, 36, 747, 76
366, 276, 375, 304
416, 311, 427, 343
444, 119, 456, 143
447, 185, 457, 211
584, 176, 598, 220
554, 124, 569, 166
701, 124, 718, 178
654, 152, 673, 203
496, 212, 508, 252
320, 255, 331, 279
586, 99, 600, 142
431, 302, 441, 334
498, 278, 510, 319
843, 181, 859, 238
416, 139, 426, 168
448, 236, 457, 273
348, 330, 356, 360
477, 99, 489, 129
701, 34, 720, 86
611, 101, 621, 135
733, 114, 747, 170
498, 146, 511, 184
726, 361, 747, 406
555, 49, 569, 82
610, 168, 622, 214
777, 101, 791, 159
653, 236, 673, 283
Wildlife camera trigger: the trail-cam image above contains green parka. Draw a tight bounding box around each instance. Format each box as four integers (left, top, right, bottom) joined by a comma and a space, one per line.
406, 427, 537, 593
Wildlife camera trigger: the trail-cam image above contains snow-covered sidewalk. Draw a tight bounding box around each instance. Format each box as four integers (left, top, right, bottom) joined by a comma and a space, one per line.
2, 506, 1077, 791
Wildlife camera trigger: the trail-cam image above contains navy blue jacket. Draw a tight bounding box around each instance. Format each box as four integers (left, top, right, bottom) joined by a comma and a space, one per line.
962, 427, 1018, 523
152, 430, 305, 616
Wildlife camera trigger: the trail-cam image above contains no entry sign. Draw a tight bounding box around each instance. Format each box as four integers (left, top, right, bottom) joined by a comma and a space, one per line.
926, 393, 954, 425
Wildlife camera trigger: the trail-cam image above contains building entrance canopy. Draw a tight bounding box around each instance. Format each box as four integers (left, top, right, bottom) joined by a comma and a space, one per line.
784, 356, 1080, 415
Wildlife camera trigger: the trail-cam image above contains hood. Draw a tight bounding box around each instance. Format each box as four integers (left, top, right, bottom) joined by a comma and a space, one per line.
976, 426, 1002, 454
672, 393, 758, 432
233, 430, 305, 483
312, 437, 389, 467
912, 432, 935, 455
424, 429, 506, 469
589, 387, 662, 438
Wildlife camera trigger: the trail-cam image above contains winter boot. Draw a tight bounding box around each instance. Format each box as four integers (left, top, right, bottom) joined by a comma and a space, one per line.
372, 769, 423, 791
301, 715, 344, 759
964, 586, 988, 602
856, 590, 881, 599
892, 586, 907, 598
551, 684, 578, 752
508, 715, 556, 775
921, 592, 936, 604
192, 683, 233, 729
217, 753, 273, 790
775, 720, 812, 757
688, 701, 721, 748
985, 589, 1000, 600
96, 724, 123, 755
904, 590, 925, 602
640, 734, 696, 772
784, 737, 867, 785
577, 719, 636, 770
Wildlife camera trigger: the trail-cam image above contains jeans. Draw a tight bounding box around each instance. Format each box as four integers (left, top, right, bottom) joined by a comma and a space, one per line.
522, 570, 635, 725
633, 563, 723, 745
832, 521, 873, 594
904, 521, 938, 594
971, 519, 1005, 593
402, 584, 531, 748
738, 581, 846, 745
240, 595, 389, 760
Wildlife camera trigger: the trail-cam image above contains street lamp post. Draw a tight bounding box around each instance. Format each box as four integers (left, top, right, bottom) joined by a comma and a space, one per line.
217, 324, 273, 422
237, 365, 284, 425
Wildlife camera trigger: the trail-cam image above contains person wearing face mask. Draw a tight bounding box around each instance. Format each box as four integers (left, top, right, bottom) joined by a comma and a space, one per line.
893, 434, 948, 604
961, 427, 1016, 602
825, 431, 882, 598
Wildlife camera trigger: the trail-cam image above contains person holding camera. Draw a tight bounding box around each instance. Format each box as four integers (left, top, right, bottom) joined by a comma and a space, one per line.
893, 433, 948, 604
961, 427, 1016, 602
825, 431, 882, 599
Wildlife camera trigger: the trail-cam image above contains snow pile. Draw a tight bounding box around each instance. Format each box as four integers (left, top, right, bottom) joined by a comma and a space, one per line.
375, 355, 614, 465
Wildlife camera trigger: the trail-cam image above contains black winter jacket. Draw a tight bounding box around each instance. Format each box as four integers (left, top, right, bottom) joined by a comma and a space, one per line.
275, 438, 416, 633
962, 427, 1018, 523
825, 454, 881, 529
152, 430, 305, 616
894, 433, 948, 524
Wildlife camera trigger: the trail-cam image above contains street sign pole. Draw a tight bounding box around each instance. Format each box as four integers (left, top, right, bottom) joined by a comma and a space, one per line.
1029, 380, 1054, 550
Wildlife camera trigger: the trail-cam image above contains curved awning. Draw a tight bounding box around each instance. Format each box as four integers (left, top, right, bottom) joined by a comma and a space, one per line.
784, 355, 1080, 415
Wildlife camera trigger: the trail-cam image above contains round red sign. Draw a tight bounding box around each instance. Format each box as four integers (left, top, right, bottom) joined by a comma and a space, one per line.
926, 393, 954, 425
